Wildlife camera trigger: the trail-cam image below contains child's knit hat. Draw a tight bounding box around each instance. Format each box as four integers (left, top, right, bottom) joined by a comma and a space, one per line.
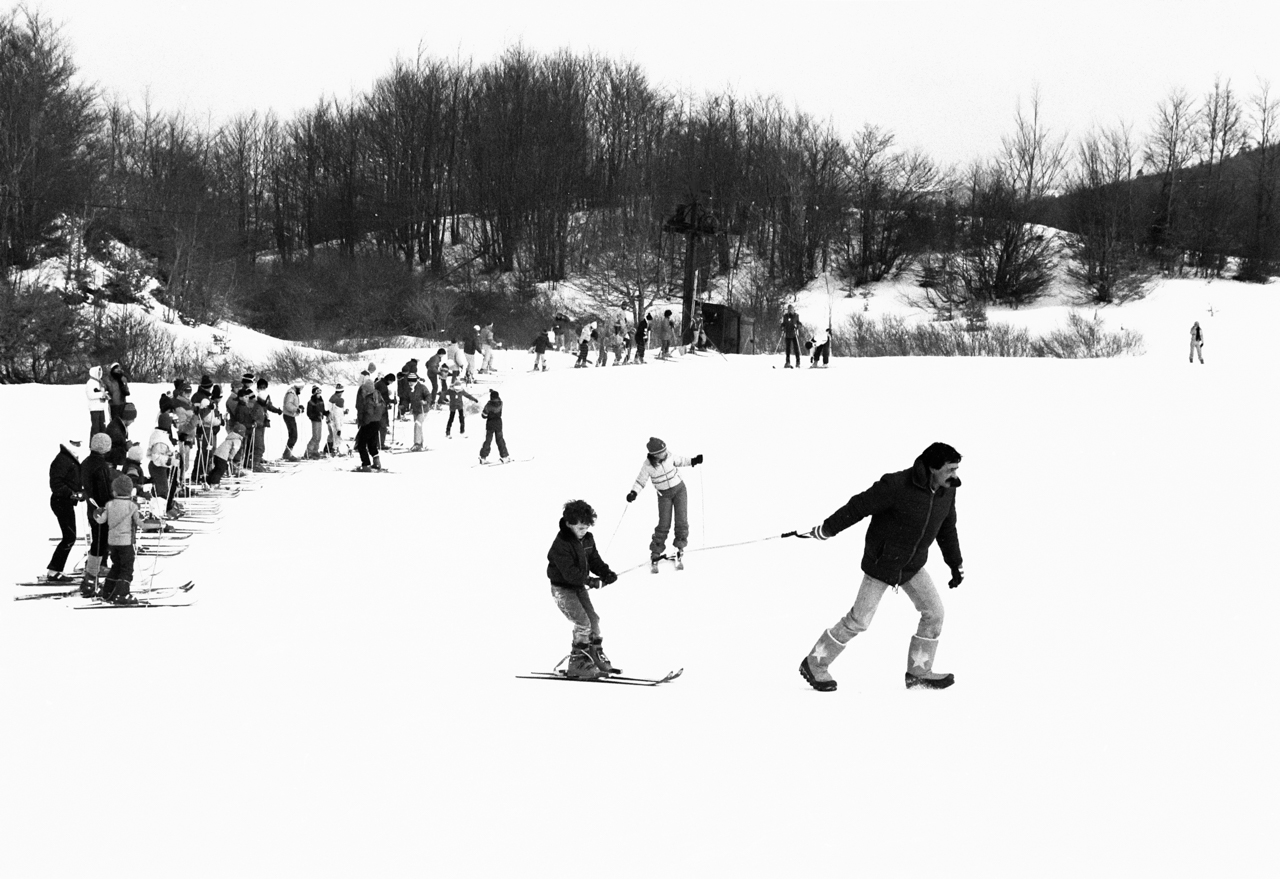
90, 433, 112, 454
111, 475, 133, 498
646, 437, 666, 456
489, 389, 499, 399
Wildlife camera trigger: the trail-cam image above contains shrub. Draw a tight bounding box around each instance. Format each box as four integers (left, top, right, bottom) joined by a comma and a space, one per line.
833, 311, 1142, 359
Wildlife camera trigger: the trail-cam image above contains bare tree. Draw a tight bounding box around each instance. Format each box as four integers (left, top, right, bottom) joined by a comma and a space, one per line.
1239, 79, 1280, 282
1143, 87, 1199, 271
1064, 123, 1154, 303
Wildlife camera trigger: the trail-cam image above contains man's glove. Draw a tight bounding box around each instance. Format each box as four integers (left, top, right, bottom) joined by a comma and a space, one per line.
626, 490, 637, 503
949, 565, 964, 589
690, 454, 703, 466
587, 577, 602, 589
602, 571, 617, 586
809, 524, 828, 540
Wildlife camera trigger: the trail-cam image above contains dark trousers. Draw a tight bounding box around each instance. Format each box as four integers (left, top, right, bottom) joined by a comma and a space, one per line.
87, 509, 107, 558
284, 415, 298, 452
480, 420, 508, 460
785, 337, 801, 365
207, 457, 227, 486
103, 544, 136, 600
355, 423, 382, 466
446, 409, 465, 435
48, 496, 77, 573
90, 410, 106, 440
429, 374, 440, 405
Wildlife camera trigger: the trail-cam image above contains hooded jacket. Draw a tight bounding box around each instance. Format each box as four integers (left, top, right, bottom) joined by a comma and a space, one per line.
546, 518, 615, 588
821, 455, 963, 586
49, 445, 83, 500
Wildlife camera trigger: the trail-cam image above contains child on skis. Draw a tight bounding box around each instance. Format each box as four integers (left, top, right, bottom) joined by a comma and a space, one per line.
443, 375, 477, 439
478, 389, 510, 464
546, 499, 619, 679
92, 474, 145, 603
625, 437, 704, 572
305, 385, 326, 458
326, 383, 346, 455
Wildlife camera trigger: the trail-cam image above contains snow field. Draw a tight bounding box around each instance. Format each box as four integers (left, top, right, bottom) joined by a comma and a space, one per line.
1, 282, 1277, 877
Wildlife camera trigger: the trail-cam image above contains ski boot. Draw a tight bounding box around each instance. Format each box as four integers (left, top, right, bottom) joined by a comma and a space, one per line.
904, 635, 954, 690
650, 557, 661, 574
500, 456, 512, 464
565, 643, 602, 680
674, 549, 684, 571
586, 637, 620, 676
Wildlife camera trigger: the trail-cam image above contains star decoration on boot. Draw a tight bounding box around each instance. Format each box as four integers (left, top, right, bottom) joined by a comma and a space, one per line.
812, 642, 830, 660
910, 647, 932, 670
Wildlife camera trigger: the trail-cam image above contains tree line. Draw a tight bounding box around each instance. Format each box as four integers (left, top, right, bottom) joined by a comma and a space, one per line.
2, 6, 1278, 374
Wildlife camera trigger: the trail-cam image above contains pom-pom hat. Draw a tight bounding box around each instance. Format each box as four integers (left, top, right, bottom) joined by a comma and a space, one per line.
646, 437, 666, 456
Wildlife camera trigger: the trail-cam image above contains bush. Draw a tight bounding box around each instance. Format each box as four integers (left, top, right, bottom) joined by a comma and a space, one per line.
834, 311, 1142, 359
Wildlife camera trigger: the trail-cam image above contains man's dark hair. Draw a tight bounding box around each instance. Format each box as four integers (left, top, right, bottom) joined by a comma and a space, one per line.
920, 442, 962, 470
562, 499, 597, 526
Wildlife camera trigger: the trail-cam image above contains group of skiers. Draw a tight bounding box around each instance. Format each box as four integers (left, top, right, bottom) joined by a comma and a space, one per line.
552, 309, 709, 371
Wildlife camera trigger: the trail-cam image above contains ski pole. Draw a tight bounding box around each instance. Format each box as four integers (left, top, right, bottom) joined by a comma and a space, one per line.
604, 504, 629, 555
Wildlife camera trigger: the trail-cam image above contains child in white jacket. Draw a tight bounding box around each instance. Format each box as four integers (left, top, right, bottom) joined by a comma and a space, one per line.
625, 437, 704, 572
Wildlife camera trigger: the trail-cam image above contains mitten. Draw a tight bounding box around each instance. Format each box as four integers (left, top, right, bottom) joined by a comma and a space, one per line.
587, 577, 602, 589
949, 565, 964, 589
809, 524, 828, 540
691, 454, 703, 466
602, 571, 617, 586
626, 490, 637, 503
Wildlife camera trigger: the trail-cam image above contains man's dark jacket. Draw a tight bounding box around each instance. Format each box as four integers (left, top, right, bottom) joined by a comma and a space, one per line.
822, 454, 963, 586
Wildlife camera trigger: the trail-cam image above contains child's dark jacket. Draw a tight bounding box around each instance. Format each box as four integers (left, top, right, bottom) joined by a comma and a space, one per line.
546, 519, 615, 588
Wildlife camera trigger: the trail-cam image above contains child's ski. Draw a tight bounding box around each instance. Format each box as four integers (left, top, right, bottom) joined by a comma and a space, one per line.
516, 668, 682, 686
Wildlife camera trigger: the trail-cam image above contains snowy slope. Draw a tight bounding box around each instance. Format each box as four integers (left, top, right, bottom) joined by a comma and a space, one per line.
0, 279, 1276, 878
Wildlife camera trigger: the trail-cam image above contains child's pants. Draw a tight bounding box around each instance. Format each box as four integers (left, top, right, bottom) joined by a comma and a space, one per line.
480, 421, 508, 459
552, 585, 601, 644
649, 482, 689, 559
103, 544, 136, 600
413, 411, 427, 446
446, 409, 465, 436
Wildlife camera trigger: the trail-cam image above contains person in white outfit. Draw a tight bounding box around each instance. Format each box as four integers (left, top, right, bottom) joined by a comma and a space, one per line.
86, 366, 109, 439
625, 437, 704, 571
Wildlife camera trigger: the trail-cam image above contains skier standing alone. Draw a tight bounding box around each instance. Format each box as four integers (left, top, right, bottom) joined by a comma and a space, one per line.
625, 437, 704, 572
478, 390, 510, 464
797, 442, 966, 692
546, 499, 620, 679
1189, 321, 1205, 364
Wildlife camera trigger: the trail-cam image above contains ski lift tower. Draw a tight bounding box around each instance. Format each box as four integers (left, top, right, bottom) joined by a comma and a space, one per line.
663, 198, 718, 343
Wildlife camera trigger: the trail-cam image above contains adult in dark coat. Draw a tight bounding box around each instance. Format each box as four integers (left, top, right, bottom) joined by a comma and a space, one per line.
478, 390, 509, 463
798, 442, 965, 692
46, 440, 84, 580
781, 305, 802, 367
80, 433, 120, 597
102, 362, 131, 419
105, 402, 136, 468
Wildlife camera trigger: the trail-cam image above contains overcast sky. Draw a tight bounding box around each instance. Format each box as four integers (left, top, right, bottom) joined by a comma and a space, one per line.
27, 0, 1280, 168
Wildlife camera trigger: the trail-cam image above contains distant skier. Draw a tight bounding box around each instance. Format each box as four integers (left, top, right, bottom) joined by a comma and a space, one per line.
480, 322, 497, 373
531, 330, 549, 372
354, 370, 386, 472
86, 366, 109, 440
1189, 321, 1205, 364
281, 378, 305, 461
634, 318, 648, 364
797, 442, 965, 693
45, 439, 84, 583
305, 385, 326, 459
408, 372, 432, 451
625, 437, 704, 573
442, 375, 477, 439
545, 499, 619, 679
810, 325, 831, 367
79, 433, 117, 597
478, 389, 510, 464
92, 474, 145, 604
326, 383, 346, 455
781, 304, 801, 368
102, 362, 130, 419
